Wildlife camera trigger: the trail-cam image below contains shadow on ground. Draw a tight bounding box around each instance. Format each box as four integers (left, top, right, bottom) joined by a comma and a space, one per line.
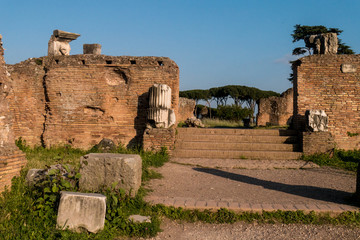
193, 167, 356, 206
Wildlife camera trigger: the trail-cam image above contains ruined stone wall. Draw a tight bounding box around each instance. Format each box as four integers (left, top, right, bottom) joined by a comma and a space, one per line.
0, 35, 26, 192
293, 55, 360, 149
8, 55, 179, 149
177, 97, 195, 123
257, 88, 293, 126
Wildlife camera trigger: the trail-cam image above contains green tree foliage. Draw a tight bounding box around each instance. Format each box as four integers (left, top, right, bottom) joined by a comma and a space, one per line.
291, 24, 355, 55
179, 85, 279, 119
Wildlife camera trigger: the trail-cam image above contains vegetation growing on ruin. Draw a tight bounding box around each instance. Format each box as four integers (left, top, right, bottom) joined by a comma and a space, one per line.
302, 149, 360, 172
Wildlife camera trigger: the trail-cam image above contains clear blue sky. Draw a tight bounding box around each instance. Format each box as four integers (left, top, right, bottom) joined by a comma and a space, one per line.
1, 0, 359, 93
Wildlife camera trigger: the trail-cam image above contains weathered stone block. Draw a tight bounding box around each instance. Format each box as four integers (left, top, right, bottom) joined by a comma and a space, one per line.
341, 64, 357, 73
83, 44, 101, 55
304, 33, 338, 54
79, 153, 142, 196
57, 191, 106, 233
48, 29, 80, 56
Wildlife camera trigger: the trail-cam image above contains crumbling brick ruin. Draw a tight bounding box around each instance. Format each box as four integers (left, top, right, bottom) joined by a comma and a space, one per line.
7, 55, 179, 149
293, 54, 360, 150
0, 30, 180, 191
0, 35, 27, 191
257, 88, 293, 126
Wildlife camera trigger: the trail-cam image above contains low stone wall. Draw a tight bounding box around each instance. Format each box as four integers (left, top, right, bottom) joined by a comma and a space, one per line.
0, 150, 26, 192
143, 128, 176, 152
302, 131, 335, 155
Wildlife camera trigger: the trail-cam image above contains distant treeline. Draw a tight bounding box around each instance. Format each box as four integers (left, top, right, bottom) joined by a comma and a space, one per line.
180, 85, 280, 119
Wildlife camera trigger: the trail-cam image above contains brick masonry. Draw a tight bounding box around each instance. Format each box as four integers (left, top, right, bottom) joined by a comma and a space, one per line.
0, 35, 26, 192
302, 131, 335, 155
143, 128, 176, 152
7, 55, 179, 149
293, 55, 360, 150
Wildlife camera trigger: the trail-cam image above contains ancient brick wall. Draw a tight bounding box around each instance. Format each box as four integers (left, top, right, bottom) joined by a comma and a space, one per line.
143, 128, 176, 152
257, 88, 293, 126
8, 55, 179, 149
0, 35, 26, 192
293, 55, 360, 150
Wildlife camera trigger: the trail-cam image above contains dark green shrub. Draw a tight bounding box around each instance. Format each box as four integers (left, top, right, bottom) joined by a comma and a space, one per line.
216, 105, 253, 121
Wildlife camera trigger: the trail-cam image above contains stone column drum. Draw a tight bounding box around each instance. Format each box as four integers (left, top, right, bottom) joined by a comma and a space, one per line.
147, 84, 176, 128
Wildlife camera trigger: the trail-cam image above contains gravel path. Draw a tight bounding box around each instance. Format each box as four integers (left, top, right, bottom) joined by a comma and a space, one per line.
145, 218, 360, 240
145, 162, 357, 208
138, 160, 360, 239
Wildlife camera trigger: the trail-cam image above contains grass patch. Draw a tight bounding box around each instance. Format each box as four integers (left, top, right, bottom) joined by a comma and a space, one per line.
201, 118, 244, 128
302, 149, 360, 172
0, 140, 169, 239
2, 142, 360, 238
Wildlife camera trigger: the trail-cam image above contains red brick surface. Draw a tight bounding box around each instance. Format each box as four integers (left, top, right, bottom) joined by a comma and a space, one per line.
294, 55, 360, 149
8, 55, 179, 149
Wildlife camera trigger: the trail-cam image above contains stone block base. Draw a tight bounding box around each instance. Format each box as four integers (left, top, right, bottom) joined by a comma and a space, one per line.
79, 153, 142, 196
57, 191, 106, 233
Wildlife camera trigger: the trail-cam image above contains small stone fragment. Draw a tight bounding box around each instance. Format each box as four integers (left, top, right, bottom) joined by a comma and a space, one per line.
83, 44, 101, 55
341, 64, 357, 73
128, 215, 151, 223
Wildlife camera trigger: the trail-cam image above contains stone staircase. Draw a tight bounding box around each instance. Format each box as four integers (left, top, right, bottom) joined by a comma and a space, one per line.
172, 128, 302, 161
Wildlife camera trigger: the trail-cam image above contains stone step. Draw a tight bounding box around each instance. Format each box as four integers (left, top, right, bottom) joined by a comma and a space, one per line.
172, 149, 302, 160
176, 134, 298, 144
176, 128, 298, 136
170, 158, 318, 169
176, 141, 301, 152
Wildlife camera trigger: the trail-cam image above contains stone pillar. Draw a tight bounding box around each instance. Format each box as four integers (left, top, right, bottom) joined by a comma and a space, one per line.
48, 29, 80, 56
83, 44, 101, 55
147, 84, 176, 128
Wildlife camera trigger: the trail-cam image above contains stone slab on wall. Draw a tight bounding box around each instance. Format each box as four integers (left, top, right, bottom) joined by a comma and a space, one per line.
8, 55, 179, 149
293, 55, 360, 150
302, 132, 335, 155
143, 128, 176, 152
257, 88, 293, 126
177, 97, 195, 123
